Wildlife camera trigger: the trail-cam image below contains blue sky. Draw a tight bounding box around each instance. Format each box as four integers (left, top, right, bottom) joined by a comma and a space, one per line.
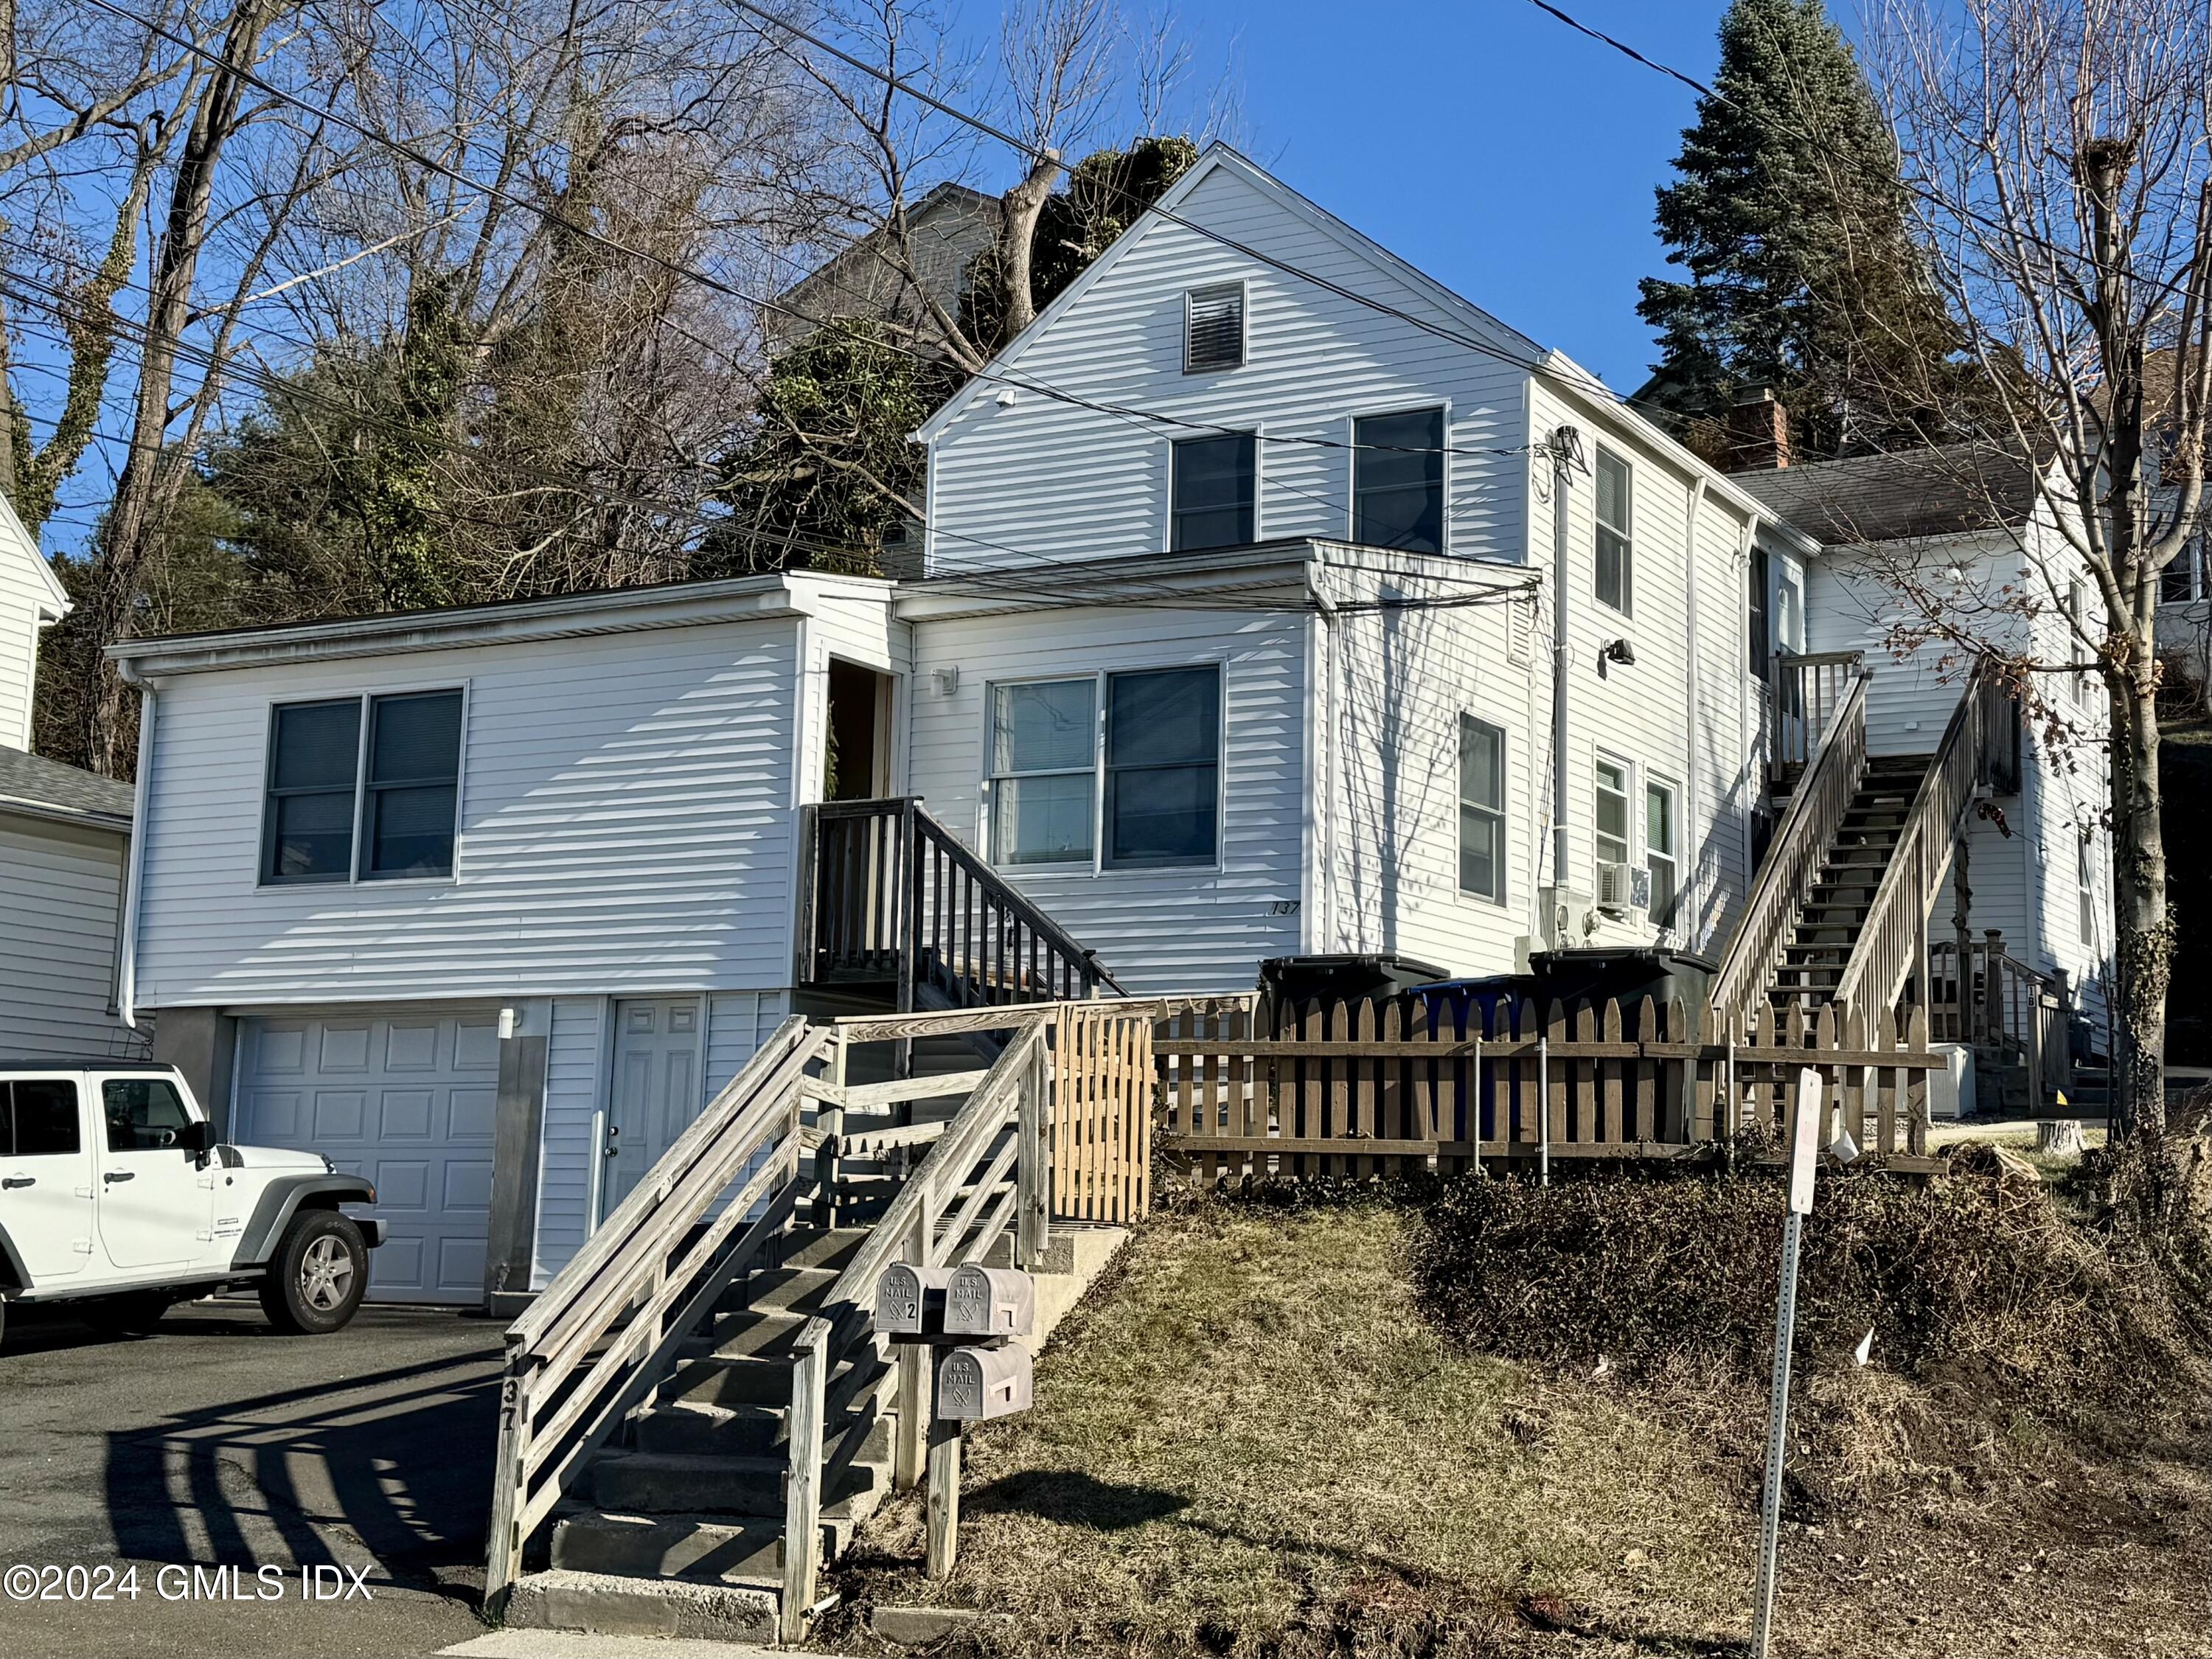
1178, 0, 1744, 391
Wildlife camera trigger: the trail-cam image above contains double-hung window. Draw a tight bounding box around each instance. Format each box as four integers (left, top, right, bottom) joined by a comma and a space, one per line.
2068, 580, 2093, 705
1595, 448, 1633, 613
1458, 715, 1506, 902
988, 667, 1221, 870
1171, 433, 1256, 552
988, 680, 1098, 866
1646, 779, 1679, 926
1353, 408, 1444, 554
1594, 757, 1632, 872
261, 689, 464, 885
1105, 669, 1220, 868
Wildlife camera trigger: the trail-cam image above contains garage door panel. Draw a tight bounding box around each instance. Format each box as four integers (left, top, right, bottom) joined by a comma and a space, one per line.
318, 1025, 372, 1071
380, 1090, 434, 1138
235, 1008, 498, 1306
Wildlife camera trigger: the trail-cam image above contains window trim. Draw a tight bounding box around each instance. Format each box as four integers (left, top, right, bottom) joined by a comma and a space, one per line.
984, 674, 1102, 872
256, 683, 469, 890
2077, 835, 2098, 947
1594, 445, 1634, 616
1167, 428, 1260, 553
1457, 714, 1508, 905
1349, 403, 1450, 556
1593, 751, 1633, 874
1183, 279, 1248, 373
1644, 774, 1680, 928
980, 661, 1227, 877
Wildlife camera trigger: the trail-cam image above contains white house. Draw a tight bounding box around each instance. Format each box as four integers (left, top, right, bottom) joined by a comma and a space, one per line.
108, 145, 2110, 1302
0, 491, 147, 1062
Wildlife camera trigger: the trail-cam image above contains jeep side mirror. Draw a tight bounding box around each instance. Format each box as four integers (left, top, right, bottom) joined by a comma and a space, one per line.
175, 1121, 212, 1154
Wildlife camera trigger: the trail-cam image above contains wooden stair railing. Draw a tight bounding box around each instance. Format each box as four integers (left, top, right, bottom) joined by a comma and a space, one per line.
779, 1009, 1057, 1640
1712, 669, 1871, 1031
484, 1016, 833, 1607
799, 799, 1125, 1006
1770, 650, 1865, 782
1833, 664, 2014, 1024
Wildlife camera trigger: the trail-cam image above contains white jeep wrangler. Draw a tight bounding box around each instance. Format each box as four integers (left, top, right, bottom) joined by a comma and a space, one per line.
0, 1061, 385, 1349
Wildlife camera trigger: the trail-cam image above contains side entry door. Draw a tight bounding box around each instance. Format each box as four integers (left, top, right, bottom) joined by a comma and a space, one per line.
0, 1077, 97, 1284
94, 1077, 212, 1272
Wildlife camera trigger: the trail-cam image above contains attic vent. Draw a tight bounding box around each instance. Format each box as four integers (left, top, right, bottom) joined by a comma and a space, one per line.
1184, 282, 1245, 372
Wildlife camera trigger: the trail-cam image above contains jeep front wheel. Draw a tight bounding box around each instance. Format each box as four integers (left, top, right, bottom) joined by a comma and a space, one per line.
259, 1212, 367, 1335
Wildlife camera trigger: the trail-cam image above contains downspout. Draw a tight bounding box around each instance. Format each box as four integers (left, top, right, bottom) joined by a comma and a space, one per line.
1306, 560, 1338, 953
1682, 479, 1708, 947
1549, 427, 1580, 891
114, 657, 156, 1029
1736, 519, 1759, 898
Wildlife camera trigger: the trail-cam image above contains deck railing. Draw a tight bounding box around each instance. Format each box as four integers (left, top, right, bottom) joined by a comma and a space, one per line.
1770, 650, 1865, 779
1832, 664, 2013, 1023
1930, 933, 2071, 1106
1154, 992, 1938, 1179
798, 798, 1124, 1006
1712, 669, 1871, 1029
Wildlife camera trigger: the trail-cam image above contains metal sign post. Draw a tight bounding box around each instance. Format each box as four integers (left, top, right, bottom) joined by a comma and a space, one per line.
1750, 1068, 1823, 1659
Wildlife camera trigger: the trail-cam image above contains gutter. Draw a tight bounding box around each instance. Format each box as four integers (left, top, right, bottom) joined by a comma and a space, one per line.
114, 658, 156, 1029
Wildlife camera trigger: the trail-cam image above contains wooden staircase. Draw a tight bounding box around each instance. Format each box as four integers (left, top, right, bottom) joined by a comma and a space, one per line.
1768, 755, 1936, 1013
1714, 659, 2027, 1057
486, 991, 1155, 1645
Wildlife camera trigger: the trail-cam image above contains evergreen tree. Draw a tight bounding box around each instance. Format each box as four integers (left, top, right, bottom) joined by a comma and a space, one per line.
1637, 0, 1967, 458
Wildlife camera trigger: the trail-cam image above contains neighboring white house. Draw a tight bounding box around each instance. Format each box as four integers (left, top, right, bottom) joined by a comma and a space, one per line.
108, 145, 2112, 1302
0, 490, 147, 1062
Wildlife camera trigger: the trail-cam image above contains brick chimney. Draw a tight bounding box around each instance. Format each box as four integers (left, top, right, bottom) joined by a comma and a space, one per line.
1725, 386, 1792, 471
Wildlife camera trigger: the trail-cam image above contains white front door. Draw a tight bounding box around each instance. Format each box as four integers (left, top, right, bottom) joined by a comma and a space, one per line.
600, 999, 701, 1220
1, 1077, 97, 1282
94, 1075, 211, 1271
234, 1009, 499, 1304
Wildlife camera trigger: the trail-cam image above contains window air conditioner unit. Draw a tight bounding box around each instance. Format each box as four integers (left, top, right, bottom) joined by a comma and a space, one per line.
1594, 862, 1650, 915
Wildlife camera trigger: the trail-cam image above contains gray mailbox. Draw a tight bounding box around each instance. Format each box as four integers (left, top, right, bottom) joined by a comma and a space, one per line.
876, 1263, 956, 1335
944, 1265, 1036, 1339
936, 1343, 1034, 1422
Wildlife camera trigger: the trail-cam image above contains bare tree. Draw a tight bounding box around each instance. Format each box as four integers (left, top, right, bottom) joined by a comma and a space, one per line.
1867, 0, 2212, 1135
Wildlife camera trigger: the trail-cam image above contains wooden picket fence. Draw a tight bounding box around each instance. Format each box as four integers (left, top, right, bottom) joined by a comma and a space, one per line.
1153, 994, 1941, 1183
1051, 1001, 1155, 1222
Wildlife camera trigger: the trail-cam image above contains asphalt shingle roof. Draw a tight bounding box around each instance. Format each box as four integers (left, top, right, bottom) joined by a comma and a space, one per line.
1732, 443, 2044, 546
0, 745, 134, 827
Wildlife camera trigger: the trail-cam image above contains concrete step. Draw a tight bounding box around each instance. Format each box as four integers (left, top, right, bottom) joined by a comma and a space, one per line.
502, 1568, 779, 1642
550, 1508, 854, 1585
591, 1448, 887, 1517
685, 1307, 813, 1361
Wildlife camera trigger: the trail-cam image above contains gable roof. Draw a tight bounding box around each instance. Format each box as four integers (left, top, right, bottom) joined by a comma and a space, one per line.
1731, 444, 2044, 546
0, 744, 132, 830
914, 144, 1545, 444
0, 487, 69, 614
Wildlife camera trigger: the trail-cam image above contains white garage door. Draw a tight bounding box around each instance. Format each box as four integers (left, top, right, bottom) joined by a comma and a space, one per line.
234, 1008, 500, 1304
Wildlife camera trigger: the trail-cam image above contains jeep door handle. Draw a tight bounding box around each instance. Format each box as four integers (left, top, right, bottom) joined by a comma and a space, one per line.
102, 1171, 134, 1183
0, 1176, 32, 1189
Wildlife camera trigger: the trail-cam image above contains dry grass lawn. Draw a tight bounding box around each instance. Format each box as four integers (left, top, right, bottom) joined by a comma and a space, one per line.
825, 1199, 2212, 1658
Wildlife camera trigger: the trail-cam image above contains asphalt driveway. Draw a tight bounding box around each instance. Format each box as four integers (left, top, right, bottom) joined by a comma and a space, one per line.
0, 1297, 503, 1658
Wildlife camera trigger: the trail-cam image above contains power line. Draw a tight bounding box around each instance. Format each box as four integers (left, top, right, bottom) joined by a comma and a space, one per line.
7, 275, 1531, 617
71, 0, 1545, 470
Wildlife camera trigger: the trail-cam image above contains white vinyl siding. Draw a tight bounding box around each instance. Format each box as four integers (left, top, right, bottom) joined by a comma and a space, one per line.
530, 987, 790, 1288
926, 161, 1529, 574
906, 601, 1305, 995
133, 614, 817, 1006
0, 813, 142, 1060
0, 504, 55, 751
